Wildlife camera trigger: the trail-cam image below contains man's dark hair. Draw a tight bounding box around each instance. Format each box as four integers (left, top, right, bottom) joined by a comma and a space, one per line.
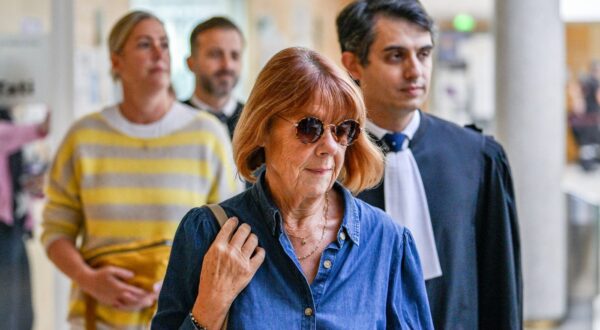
189, 16, 244, 54
336, 0, 434, 66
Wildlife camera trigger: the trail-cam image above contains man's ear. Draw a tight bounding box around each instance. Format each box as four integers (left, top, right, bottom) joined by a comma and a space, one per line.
341, 51, 363, 81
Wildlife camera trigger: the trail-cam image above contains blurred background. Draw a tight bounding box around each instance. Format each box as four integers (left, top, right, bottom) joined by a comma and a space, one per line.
1, 0, 600, 328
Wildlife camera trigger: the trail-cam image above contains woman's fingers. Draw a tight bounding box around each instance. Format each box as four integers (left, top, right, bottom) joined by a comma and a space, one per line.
240, 233, 259, 258
107, 266, 134, 281
210, 217, 263, 274
119, 291, 140, 306
230, 223, 252, 248
249, 247, 266, 272
215, 217, 259, 260
213, 217, 239, 244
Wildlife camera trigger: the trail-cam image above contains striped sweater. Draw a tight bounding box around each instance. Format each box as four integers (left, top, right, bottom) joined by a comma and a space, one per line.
41, 103, 242, 328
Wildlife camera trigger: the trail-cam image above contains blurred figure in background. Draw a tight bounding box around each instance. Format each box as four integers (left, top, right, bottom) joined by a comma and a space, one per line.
41, 10, 240, 329
580, 60, 600, 115
567, 71, 585, 116
570, 62, 600, 170
0, 108, 49, 330
184, 16, 245, 138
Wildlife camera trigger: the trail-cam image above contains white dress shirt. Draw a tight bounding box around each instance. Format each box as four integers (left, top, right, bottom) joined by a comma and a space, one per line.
366, 111, 442, 280
190, 95, 238, 118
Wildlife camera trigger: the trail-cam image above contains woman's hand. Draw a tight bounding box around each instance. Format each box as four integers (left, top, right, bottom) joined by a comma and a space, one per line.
78, 265, 158, 310
46, 238, 158, 311
192, 217, 265, 329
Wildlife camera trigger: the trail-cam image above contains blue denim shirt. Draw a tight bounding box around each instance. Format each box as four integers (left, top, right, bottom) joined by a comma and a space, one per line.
152, 172, 433, 329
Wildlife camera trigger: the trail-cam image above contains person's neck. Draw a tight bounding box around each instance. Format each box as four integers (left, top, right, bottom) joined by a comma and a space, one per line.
266, 174, 326, 230
120, 87, 173, 124
368, 105, 416, 132
194, 89, 231, 113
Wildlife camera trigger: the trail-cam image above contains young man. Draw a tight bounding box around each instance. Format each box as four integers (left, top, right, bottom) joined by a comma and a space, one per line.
185, 17, 244, 138
337, 1, 522, 329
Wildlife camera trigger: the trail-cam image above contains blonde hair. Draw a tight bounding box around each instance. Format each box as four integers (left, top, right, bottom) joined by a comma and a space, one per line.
233, 47, 384, 194
108, 10, 163, 80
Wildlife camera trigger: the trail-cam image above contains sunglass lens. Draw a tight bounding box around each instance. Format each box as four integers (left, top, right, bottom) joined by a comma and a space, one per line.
296, 117, 323, 144
336, 120, 360, 145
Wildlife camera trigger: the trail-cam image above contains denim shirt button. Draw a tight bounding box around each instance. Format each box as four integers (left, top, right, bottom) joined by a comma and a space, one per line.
323, 260, 332, 269
304, 307, 313, 316
340, 232, 346, 241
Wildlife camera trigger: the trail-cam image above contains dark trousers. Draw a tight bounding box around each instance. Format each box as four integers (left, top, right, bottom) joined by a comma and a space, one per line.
0, 222, 33, 330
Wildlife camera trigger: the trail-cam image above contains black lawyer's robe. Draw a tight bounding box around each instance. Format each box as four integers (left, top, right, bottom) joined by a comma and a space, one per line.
358, 111, 523, 330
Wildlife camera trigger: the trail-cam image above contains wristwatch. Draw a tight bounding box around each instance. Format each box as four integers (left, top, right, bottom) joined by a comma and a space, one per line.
189, 312, 208, 330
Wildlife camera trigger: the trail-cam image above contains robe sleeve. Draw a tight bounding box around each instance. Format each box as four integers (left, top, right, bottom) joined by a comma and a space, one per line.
476, 137, 523, 329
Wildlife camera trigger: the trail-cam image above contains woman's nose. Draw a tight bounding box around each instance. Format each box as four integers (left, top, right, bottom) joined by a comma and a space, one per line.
152, 43, 166, 59
317, 125, 340, 154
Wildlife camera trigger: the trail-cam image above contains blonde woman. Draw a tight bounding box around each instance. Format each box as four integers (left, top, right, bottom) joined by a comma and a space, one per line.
41, 11, 240, 329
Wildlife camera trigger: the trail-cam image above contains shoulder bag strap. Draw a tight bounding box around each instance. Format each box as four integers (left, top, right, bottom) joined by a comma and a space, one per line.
206, 204, 229, 227
205, 203, 230, 330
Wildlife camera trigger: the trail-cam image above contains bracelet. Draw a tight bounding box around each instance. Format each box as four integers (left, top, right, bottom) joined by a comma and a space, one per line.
189, 312, 208, 330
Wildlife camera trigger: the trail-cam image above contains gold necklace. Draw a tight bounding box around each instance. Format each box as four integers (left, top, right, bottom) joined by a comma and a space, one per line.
284, 193, 328, 244
286, 231, 309, 246
285, 193, 329, 261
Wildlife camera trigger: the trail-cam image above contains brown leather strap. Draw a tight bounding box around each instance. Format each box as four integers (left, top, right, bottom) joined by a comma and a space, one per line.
207, 204, 229, 227
84, 293, 97, 330
206, 204, 230, 329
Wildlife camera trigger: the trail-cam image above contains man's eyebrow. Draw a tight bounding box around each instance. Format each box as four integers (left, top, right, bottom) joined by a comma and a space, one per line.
382, 45, 408, 52
382, 44, 434, 52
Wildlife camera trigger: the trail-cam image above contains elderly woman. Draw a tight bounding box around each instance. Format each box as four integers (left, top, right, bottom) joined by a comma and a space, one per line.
41, 11, 240, 329
152, 47, 432, 329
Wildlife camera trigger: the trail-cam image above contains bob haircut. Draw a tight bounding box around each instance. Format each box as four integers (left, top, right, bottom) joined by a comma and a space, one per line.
108, 10, 163, 80
233, 47, 384, 194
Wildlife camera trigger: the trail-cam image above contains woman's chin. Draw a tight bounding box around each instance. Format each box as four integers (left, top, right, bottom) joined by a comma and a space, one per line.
297, 183, 332, 199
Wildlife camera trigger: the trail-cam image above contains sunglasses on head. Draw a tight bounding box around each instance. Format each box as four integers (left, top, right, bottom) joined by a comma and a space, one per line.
278, 115, 362, 146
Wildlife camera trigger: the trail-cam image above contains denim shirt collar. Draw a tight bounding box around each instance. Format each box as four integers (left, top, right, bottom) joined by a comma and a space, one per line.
250, 168, 361, 245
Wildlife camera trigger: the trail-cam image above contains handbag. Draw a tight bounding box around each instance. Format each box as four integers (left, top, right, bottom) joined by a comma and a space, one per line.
83, 204, 230, 330
83, 239, 172, 330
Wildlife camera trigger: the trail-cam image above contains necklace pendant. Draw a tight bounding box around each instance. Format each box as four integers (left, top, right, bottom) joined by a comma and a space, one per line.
301, 239, 307, 245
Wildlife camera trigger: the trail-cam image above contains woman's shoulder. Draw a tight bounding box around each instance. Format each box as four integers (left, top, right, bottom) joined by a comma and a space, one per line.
56, 109, 112, 148
175, 102, 229, 138
177, 206, 221, 237
183, 191, 250, 227
68, 110, 108, 133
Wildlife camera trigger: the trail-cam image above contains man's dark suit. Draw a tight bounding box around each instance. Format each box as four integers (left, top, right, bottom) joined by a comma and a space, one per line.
359, 111, 522, 330
183, 99, 244, 139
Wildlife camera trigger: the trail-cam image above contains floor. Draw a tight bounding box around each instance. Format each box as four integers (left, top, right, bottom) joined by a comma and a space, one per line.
540, 197, 597, 330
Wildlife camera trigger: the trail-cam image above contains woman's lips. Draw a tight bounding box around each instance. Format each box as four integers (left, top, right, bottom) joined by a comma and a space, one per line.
149, 66, 167, 74
306, 168, 332, 175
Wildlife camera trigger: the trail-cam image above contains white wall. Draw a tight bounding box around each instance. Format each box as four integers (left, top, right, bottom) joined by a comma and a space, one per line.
561, 0, 600, 22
